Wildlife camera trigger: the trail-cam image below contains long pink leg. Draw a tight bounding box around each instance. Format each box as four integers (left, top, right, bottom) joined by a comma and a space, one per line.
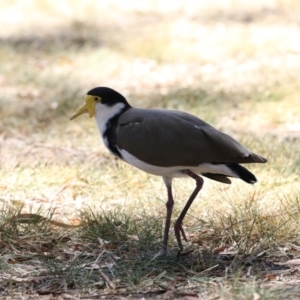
174, 170, 204, 251
162, 177, 174, 252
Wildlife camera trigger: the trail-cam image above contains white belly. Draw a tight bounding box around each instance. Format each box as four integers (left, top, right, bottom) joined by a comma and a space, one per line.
119, 148, 238, 178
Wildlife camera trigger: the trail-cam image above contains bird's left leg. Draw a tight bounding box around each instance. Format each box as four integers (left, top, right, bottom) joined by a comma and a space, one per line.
174, 170, 204, 251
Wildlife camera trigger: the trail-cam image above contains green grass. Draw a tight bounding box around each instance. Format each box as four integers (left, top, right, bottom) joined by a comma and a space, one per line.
0, 197, 300, 297
1, 0, 300, 298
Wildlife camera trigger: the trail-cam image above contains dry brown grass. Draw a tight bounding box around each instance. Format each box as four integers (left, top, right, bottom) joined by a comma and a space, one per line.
0, 0, 300, 299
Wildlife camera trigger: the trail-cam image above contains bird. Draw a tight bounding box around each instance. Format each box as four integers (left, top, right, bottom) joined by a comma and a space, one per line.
70, 87, 267, 253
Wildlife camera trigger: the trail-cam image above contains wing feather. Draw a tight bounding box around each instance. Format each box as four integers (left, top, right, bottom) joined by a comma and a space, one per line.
116, 108, 267, 167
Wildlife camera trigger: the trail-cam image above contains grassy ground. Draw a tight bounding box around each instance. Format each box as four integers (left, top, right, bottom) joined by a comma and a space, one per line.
1, 0, 300, 299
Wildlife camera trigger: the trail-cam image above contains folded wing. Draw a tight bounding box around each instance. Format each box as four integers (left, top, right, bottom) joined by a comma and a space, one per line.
116, 108, 267, 167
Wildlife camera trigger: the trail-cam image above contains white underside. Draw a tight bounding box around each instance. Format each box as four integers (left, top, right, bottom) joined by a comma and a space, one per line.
119, 148, 238, 179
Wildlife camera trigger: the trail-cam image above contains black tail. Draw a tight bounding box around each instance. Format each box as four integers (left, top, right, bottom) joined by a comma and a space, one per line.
226, 164, 257, 184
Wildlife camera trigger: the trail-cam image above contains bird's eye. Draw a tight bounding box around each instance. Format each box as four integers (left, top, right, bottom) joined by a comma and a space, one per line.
94, 97, 99, 102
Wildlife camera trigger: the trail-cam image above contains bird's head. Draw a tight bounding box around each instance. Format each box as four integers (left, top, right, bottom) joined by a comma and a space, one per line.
70, 87, 130, 120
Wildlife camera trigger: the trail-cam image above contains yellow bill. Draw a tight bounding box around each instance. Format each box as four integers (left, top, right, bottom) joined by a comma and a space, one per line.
70, 95, 98, 120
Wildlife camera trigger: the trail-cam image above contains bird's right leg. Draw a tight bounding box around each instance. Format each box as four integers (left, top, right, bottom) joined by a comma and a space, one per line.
174, 170, 204, 251
162, 177, 174, 252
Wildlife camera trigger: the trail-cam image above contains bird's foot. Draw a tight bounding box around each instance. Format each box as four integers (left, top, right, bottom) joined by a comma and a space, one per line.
174, 220, 190, 253
177, 248, 194, 257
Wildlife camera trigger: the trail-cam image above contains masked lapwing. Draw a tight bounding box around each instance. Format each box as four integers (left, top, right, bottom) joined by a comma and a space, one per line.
70, 87, 267, 253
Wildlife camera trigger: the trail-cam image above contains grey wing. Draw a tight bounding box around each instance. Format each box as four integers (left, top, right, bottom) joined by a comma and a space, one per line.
116, 108, 267, 167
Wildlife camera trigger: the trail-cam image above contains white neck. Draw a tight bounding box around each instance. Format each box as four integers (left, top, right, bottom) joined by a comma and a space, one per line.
94, 102, 126, 135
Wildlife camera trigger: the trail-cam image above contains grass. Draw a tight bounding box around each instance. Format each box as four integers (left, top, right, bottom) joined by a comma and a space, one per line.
0, 0, 300, 298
